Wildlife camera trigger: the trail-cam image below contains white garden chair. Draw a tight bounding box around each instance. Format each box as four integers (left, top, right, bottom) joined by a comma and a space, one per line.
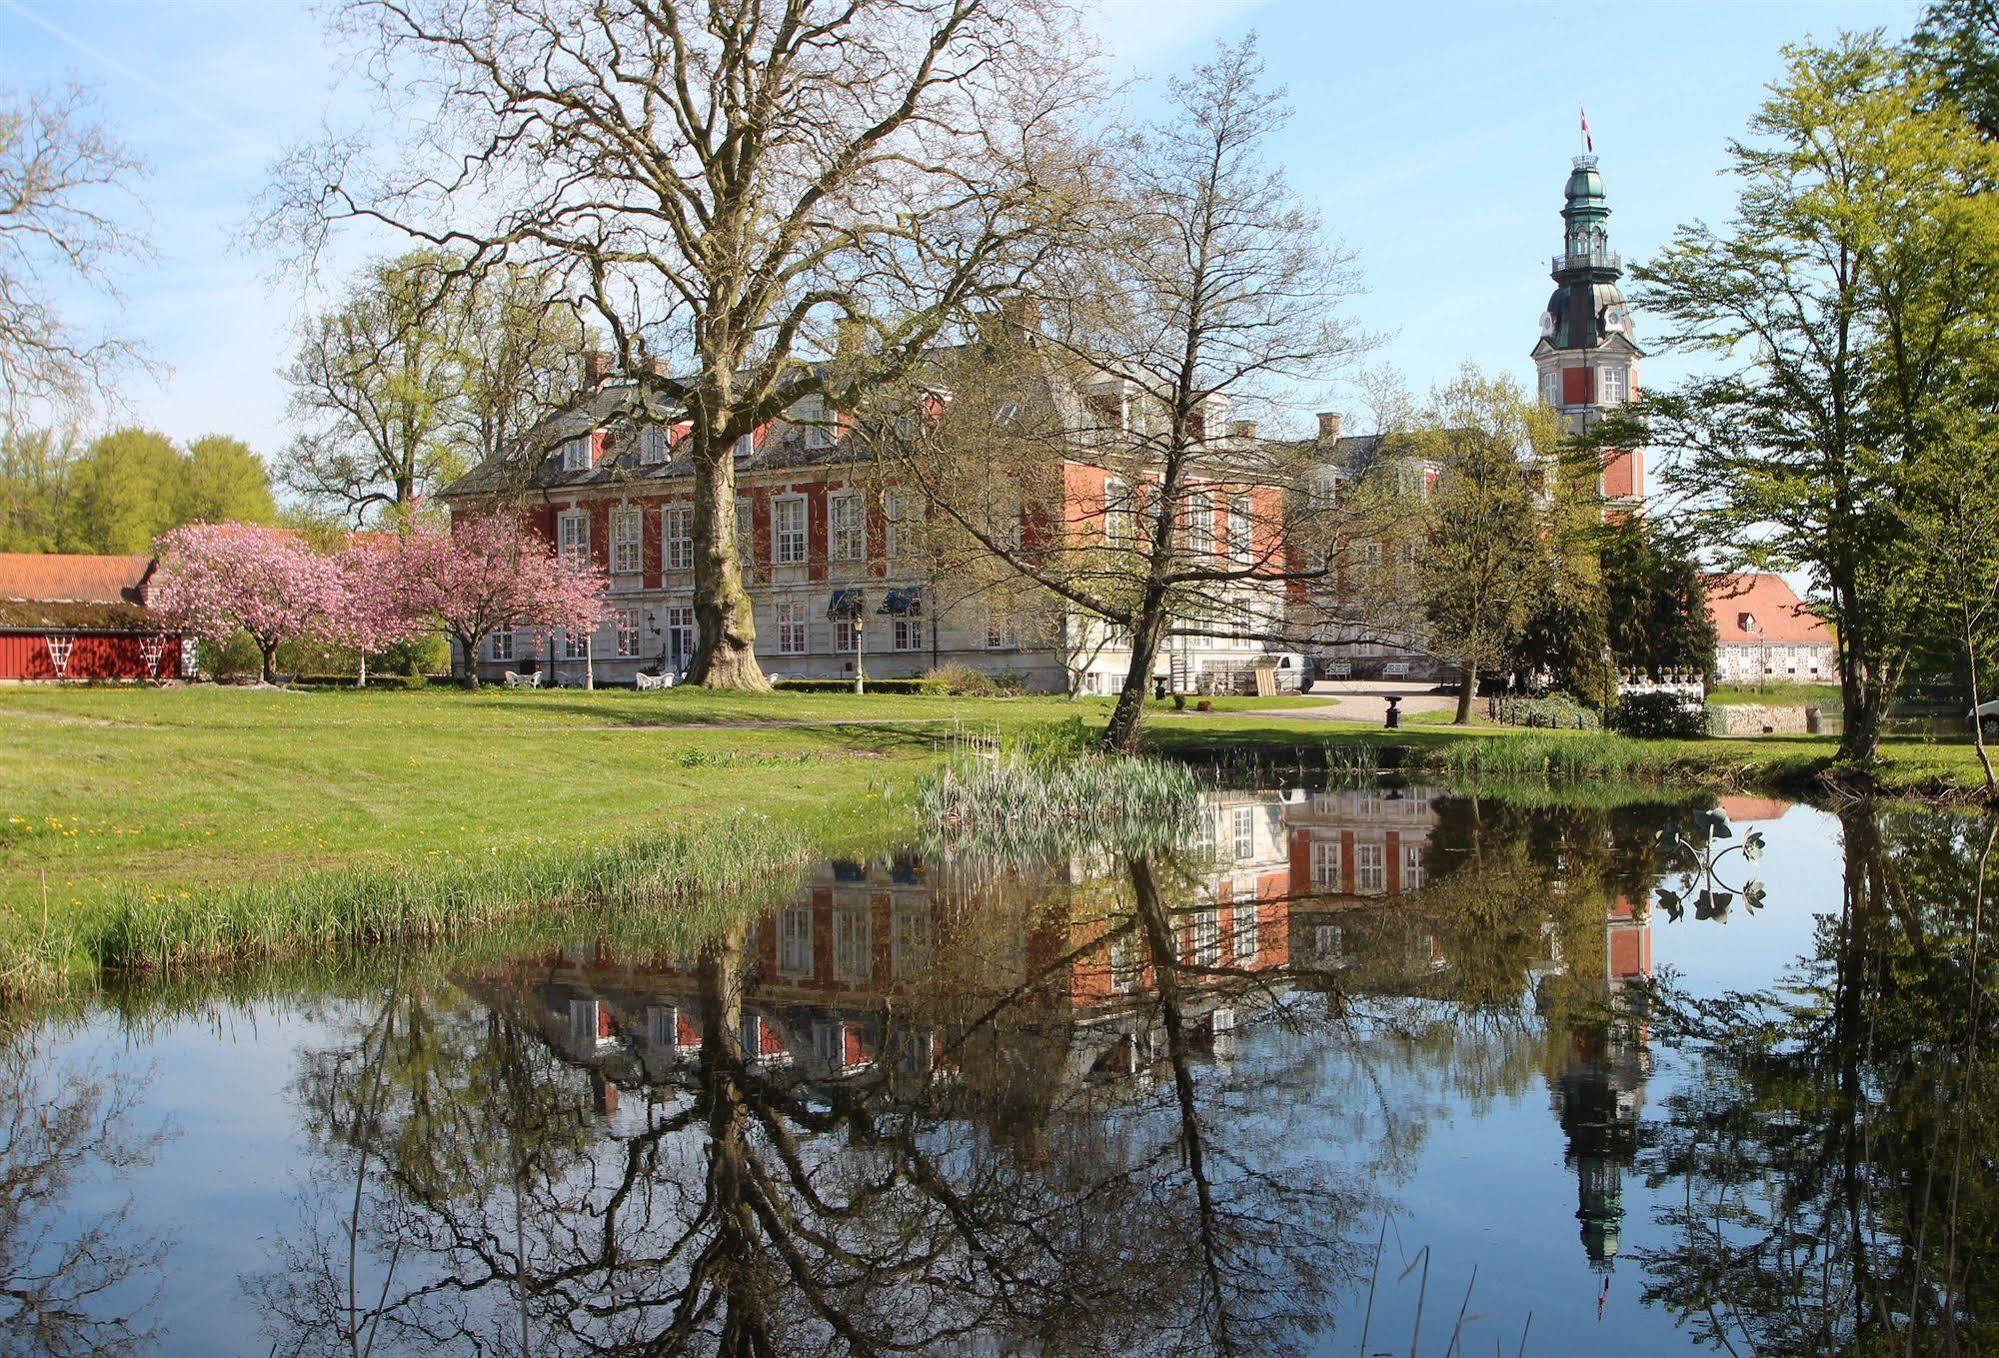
636, 671, 674, 691
503, 670, 542, 689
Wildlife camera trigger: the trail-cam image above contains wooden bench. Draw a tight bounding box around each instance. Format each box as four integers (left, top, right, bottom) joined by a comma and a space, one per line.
636, 671, 675, 691
503, 671, 541, 689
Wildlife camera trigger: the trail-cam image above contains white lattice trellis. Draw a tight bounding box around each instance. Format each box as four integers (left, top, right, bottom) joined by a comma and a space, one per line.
140, 633, 167, 680
46, 634, 75, 680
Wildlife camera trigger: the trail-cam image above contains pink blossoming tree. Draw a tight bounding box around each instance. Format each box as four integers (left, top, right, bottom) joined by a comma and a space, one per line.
152, 524, 346, 684
398, 514, 608, 688
320, 538, 431, 686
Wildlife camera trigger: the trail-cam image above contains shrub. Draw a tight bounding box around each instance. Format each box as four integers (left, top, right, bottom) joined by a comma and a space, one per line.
922, 663, 1027, 697
1491, 692, 1602, 730
290, 672, 429, 690
1608, 691, 1708, 739
199, 630, 264, 680
773, 677, 948, 695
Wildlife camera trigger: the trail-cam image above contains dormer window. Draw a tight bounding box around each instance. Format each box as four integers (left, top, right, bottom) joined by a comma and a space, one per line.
1739, 612, 1758, 635
638, 426, 670, 465
560, 432, 593, 472
796, 395, 832, 450
1600, 367, 1627, 404
733, 430, 756, 459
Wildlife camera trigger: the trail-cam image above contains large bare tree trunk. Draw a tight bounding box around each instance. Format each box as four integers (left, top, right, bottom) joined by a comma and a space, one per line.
686, 443, 767, 691
1454, 662, 1476, 725
1104, 593, 1171, 753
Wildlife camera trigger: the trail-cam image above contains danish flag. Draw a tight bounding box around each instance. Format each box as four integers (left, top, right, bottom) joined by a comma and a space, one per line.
1580, 106, 1594, 155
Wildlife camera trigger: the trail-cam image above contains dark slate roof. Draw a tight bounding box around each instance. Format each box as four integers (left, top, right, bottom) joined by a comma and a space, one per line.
0, 598, 156, 632
442, 339, 1084, 500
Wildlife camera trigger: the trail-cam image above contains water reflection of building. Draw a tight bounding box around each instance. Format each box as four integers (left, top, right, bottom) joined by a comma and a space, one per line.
1550, 889, 1654, 1271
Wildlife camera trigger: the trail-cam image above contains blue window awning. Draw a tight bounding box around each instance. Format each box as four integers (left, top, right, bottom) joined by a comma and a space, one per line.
880, 587, 923, 617
827, 589, 863, 620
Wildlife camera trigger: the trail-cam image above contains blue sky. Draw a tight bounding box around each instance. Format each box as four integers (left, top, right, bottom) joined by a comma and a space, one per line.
2, 0, 1919, 461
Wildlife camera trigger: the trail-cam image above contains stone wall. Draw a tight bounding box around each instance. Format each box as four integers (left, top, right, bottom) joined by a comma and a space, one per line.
1707, 704, 1841, 737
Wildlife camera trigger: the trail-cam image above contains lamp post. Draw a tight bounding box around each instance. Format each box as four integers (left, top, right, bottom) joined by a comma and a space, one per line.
854, 609, 867, 696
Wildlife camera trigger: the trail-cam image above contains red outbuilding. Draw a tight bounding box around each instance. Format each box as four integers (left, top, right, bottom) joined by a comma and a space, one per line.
0, 553, 186, 682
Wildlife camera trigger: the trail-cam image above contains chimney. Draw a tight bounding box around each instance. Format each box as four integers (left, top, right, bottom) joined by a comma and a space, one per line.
1231, 419, 1258, 441
982, 295, 1042, 345
583, 350, 612, 385
1316, 411, 1343, 446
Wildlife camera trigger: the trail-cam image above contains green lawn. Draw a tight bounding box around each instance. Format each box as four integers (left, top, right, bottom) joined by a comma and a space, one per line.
1707, 683, 1845, 708
2, 683, 1990, 1006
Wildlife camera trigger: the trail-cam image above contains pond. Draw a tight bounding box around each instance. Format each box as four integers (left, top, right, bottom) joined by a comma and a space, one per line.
8, 782, 1996, 1356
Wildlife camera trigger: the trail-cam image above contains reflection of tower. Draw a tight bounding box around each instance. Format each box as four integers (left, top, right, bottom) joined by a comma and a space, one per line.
1531, 150, 1645, 517
1551, 894, 1653, 1269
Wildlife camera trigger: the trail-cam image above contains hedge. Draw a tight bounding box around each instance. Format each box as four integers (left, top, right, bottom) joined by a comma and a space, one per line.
1608, 690, 1708, 739
772, 677, 949, 695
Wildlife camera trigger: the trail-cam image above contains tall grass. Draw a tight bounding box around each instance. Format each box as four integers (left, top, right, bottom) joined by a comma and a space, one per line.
3, 812, 875, 1011
919, 731, 1205, 864
1416, 732, 1709, 783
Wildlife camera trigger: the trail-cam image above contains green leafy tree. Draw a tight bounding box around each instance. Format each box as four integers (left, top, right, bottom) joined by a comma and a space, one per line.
1599, 516, 1718, 681
1624, 35, 1999, 764
1912, 0, 1999, 138
280, 251, 474, 524
0, 425, 83, 550
176, 434, 276, 526
63, 426, 181, 553
1417, 367, 1561, 724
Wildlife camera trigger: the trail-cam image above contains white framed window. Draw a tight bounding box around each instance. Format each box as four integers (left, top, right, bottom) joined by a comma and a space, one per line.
568, 999, 610, 1049
984, 616, 1016, 650
665, 606, 697, 670
893, 905, 932, 978
773, 497, 807, 565
883, 491, 910, 558
1599, 366, 1627, 405
833, 904, 871, 983
777, 905, 813, 978
835, 617, 857, 652
1193, 909, 1220, 966
893, 616, 922, 652
1542, 371, 1562, 409
1232, 904, 1257, 963
1402, 843, 1426, 891
488, 627, 515, 663
557, 510, 589, 566
733, 430, 756, 459
1233, 806, 1255, 862
646, 1004, 678, 1050
828, 492, 864, 561
563, 629, 589, 661
614, 607, 639, 658
1227, 494, 1253, 563
813, 1021, 849, 1071
777, 601, 807, 655
1103, 477, 1132, 545
560, 432, 593, 472
1355, 842, 1385, 894
1184, 489, 1216, 556
735, 501, 755, 569
797, 395, 833, 449
1310, 839, 1341, 890
639, 426, 670, 465
610, 506, 642, 575
663, 505, 694, 571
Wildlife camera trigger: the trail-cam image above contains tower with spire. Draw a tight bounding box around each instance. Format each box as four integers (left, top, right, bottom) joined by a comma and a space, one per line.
1531, 149, 1645, 513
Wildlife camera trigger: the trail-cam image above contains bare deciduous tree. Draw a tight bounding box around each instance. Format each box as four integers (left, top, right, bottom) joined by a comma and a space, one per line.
266, 0, 1100, 687
884, 39, 1366, 748
282, 252, 580, 526
0, 85, 151, 422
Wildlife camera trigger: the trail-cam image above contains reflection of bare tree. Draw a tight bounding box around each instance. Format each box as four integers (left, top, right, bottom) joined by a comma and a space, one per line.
0, 1038, 169, 1358
1637, 808, 1999, 1355
250, 851, 1381, 1357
